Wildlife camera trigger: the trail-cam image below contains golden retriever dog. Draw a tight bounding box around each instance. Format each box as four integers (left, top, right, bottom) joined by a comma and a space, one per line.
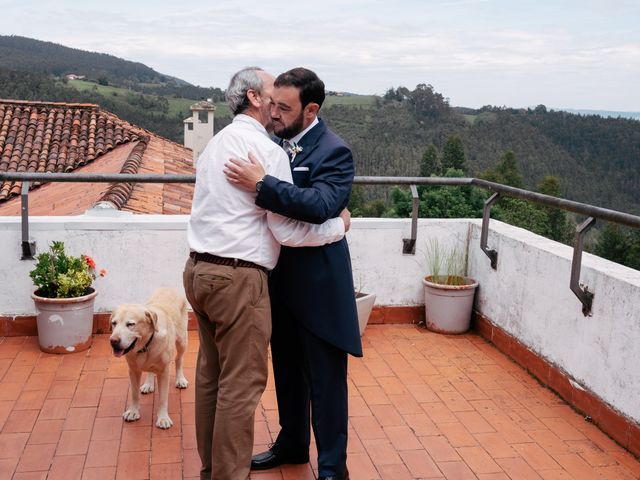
109, 288, 189, 429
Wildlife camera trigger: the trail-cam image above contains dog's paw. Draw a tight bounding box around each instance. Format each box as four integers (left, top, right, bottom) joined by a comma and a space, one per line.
156, 415, 173, 429
123, 409, 141, 422
140, 384, 155, 394
175, 376, 189, 389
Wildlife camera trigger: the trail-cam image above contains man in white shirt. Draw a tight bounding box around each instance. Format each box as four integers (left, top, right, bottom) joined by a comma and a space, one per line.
183, 67, 349, 480
224, 68, 360, 480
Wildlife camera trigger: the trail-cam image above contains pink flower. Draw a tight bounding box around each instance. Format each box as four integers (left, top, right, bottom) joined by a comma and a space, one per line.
99, 268, 107, 277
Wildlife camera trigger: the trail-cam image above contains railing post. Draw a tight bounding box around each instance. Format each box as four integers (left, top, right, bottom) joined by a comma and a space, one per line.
402, 184, 419, 255
20, 181, 36, 260
481, 192, 500, 269
570, 217, 596, 316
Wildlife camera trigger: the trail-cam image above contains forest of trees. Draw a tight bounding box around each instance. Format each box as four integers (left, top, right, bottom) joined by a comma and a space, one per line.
322, 86, 640, 217
0, 35, 166, 86
337, 84, 639, 268
0, 36, 224, 101
0, 39, 638, 269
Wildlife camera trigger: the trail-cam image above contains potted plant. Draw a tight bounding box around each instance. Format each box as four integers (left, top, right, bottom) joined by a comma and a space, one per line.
422, 239, 478, 334
355, 289, 376, 336
29, 241, 106, 353
353, 273, 375, 336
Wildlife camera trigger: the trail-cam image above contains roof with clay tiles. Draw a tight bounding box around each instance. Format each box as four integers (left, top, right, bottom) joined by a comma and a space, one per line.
0, 99, 194, 215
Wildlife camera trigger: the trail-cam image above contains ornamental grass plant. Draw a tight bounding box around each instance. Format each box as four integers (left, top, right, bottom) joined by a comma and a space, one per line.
424, 238, 469, 286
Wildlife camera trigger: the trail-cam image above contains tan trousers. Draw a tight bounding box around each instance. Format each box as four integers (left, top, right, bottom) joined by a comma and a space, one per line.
183, 257, 271, 480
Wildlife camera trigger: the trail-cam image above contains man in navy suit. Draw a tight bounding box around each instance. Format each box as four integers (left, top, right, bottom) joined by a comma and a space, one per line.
225, 67, 362, 480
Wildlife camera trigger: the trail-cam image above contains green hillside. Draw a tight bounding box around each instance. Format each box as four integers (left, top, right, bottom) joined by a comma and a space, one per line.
0, 35, 224, 102
0, 35, 170, 87
321, 90, 640, 216
68, 79, 195, 117
0, 67, 203, 142
0, 36, 638, 218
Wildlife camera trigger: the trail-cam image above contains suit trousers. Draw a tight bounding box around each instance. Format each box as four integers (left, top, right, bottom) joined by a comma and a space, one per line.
183, 257, 271, 480
270, 281, 349, 478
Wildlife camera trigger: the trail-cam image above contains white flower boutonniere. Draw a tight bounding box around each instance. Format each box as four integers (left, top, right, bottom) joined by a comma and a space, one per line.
288, 144, 303, 162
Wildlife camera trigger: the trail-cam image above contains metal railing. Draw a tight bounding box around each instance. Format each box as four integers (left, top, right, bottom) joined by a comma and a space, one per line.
2, 171, 640, 316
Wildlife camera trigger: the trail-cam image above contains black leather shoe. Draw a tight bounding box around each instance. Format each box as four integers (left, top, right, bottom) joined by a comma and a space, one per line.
250, 444, 309, 470
318, 468, 349, 480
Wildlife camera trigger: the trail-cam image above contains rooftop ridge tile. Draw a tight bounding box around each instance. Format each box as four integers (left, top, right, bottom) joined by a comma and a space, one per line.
98, 137, 150, 209
0, 98, 100, 109
0, 100, 147, 202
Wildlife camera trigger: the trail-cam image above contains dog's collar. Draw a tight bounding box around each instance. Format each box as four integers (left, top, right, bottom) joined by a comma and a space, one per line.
138, 331, 155, 354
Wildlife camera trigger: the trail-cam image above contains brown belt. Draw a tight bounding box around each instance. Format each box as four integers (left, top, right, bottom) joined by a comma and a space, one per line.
189, 251, 267, 273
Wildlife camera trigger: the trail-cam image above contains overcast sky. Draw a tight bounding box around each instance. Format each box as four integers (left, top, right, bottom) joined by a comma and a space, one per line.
2, 0, 639, 111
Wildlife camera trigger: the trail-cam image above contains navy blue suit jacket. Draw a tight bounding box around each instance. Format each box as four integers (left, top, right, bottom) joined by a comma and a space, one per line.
257, 119, 363, 357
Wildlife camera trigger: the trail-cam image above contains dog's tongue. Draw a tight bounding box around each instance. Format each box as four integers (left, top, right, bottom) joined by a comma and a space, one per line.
113, 339, 137, 357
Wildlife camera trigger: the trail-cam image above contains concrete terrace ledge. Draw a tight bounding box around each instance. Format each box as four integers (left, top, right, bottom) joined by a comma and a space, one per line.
0, 213, 639, 457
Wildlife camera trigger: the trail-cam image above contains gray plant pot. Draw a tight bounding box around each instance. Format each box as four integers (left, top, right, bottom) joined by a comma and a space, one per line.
355, 292, 376, 336
422, 276, 478, 334
32, 288, 97, 354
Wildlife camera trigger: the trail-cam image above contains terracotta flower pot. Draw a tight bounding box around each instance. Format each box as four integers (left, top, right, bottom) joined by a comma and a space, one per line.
31, 288, 97, 354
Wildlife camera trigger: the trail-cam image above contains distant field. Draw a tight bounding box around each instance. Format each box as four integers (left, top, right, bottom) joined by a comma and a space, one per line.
461, 112, 499, 125
66, 80, 374, 119
212, 102, 231, 118
325, 95, 377, 107
68, 79, 197, 118
462, 114, 476, 125
69, 79, 126, 97
167, 98, 195, 117
211, 96, 375, 119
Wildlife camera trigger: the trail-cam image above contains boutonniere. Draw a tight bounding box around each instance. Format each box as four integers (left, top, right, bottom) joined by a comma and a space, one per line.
288, 143, 303, 161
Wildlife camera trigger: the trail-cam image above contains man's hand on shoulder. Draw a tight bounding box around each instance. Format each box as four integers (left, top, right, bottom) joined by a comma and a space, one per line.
224, 152, 266, 192
339, 208, 351, 232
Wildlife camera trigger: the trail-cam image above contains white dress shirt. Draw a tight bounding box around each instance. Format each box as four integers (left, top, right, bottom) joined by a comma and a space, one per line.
187, 114, 344, 270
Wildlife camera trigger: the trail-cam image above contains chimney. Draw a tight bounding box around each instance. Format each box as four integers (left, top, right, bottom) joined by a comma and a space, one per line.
184, 100, 216, 164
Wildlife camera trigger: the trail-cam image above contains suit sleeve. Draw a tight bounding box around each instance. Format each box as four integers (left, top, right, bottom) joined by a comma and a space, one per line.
256, 145, 354, 224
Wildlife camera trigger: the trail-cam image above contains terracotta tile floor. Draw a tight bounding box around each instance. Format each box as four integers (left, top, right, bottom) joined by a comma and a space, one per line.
1, 325, 639, 479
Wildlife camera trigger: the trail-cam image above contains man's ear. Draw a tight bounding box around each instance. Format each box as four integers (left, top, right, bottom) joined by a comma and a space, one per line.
304, 102, 320, 118
247, 89, 261, 108
145, 309, 158, 331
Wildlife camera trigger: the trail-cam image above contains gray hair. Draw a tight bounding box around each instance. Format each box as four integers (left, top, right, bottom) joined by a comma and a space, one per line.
225, 67, 264, 115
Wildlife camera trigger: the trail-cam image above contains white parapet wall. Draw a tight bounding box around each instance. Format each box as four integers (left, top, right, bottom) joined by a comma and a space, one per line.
1, 213, 639, 424
348, 218, 471, 304
0, 211, 192, 315
466, 219, 640, 424
0, 214, 469, 315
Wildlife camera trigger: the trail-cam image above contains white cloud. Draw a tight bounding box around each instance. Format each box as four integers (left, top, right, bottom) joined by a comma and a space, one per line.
2, 0, 639, 110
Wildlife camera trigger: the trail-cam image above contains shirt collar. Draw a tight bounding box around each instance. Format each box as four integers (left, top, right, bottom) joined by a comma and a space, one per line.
288, 116, 319, 145
233, 114, 270, 138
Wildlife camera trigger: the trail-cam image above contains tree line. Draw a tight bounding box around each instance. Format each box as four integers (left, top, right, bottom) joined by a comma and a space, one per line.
0, 67, 637, 269
321, 84, 640, 217
348, 132, 638, 269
